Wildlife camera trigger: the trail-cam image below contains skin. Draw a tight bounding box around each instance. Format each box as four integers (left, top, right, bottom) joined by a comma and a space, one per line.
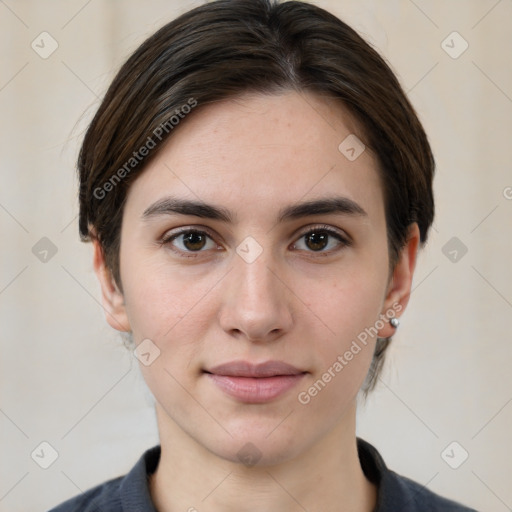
93, 90, 420, 512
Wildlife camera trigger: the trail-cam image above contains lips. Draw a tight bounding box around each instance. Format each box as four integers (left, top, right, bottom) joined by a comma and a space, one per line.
204, 360, 307, 403
207, 360, 305, 377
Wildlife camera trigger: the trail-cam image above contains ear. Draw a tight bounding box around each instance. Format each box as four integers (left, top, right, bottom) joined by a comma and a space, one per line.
92, 237, 131, 332
377, 223, 420, 338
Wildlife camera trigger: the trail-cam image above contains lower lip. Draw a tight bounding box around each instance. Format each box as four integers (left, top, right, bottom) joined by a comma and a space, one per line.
206, 373, 306, 403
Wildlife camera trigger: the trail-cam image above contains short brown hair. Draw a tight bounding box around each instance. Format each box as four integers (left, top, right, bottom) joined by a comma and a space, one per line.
78, 0, 435, 394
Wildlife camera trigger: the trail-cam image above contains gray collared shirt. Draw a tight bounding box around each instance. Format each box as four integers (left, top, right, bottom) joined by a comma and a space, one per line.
48, 438, 479, 511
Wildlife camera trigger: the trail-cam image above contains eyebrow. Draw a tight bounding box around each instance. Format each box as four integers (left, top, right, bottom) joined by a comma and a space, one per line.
141, 196, 367, 223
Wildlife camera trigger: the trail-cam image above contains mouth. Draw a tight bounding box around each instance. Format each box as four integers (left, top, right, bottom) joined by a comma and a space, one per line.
203, 360, 308, 403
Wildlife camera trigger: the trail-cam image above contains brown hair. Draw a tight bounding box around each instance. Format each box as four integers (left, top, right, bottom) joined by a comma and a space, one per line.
78, 0, 435, 394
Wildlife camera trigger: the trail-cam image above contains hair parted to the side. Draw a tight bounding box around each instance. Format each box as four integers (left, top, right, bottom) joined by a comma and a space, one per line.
78, 0, 435, 395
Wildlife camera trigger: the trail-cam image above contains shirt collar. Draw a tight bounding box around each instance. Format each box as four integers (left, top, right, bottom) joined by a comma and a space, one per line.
119, 438, 390, 511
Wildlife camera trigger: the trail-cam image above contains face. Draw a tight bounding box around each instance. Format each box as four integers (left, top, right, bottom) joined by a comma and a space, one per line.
95, 90, 418, 466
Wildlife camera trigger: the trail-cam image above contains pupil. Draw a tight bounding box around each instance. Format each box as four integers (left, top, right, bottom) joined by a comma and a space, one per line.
306, 232, 328, 251
184, 232, 205, 251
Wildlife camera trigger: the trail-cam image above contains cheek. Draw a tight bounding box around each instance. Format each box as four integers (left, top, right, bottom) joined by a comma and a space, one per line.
298, 263, 387, 345
121, 250, 219, 342
294, 285, 381, 413
294, 260, 388, 394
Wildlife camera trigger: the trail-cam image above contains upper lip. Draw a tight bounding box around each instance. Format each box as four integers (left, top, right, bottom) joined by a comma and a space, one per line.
205, 360, 306, 377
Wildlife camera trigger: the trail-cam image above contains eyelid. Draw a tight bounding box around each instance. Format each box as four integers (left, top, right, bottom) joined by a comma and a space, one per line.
160, 225, 217, 242
294, 223, 351, 243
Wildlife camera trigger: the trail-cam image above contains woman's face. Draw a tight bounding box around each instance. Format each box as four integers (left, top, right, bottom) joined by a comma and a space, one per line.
97, 90, 417, 465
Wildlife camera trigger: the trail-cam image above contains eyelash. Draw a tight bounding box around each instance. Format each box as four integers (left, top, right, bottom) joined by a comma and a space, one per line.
159, 224, 351, 259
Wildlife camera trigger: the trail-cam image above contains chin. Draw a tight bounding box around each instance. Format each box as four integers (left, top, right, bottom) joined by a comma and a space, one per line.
202, 419, 312, 468
220, 439, 303, 469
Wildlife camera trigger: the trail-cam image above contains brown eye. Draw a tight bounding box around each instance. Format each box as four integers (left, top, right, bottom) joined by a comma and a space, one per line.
162, 228, 217, 257
181, 232, 208, 251
293, 226, 350, 254
304, 231, 330, 251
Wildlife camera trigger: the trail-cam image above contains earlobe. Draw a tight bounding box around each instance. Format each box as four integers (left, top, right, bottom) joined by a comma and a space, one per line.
92, 238, 131, 333
377, 223, 420, 338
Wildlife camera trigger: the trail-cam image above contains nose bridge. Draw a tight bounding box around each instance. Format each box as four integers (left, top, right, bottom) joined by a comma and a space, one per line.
237, 250, 277, 299
220, 239, 293, 340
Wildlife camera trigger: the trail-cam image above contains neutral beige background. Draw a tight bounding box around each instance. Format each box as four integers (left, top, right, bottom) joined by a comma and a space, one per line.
1, 1, 511, 510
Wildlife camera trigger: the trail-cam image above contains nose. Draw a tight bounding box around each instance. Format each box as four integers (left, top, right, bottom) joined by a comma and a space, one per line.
218, 246, 294, 343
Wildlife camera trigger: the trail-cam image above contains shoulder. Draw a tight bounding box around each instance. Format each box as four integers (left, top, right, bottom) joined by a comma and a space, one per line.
47, 475, 124, 512
47, 445, 161, 512
356, 438, 479, 512
383, 469, 479, 511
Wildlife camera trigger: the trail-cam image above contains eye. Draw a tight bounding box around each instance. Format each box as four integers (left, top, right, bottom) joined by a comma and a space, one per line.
160, 224, 351, 259
292, 225, 351, 255
161, 228, 218, 258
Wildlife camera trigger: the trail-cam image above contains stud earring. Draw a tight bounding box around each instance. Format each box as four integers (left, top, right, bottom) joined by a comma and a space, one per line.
390, 317, 400, 328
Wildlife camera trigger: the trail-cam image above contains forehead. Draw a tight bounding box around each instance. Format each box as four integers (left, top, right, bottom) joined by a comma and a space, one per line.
124, 90, 384, 224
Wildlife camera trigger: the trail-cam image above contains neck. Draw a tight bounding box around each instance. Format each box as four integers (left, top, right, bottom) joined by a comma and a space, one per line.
149, 403, 377, 512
